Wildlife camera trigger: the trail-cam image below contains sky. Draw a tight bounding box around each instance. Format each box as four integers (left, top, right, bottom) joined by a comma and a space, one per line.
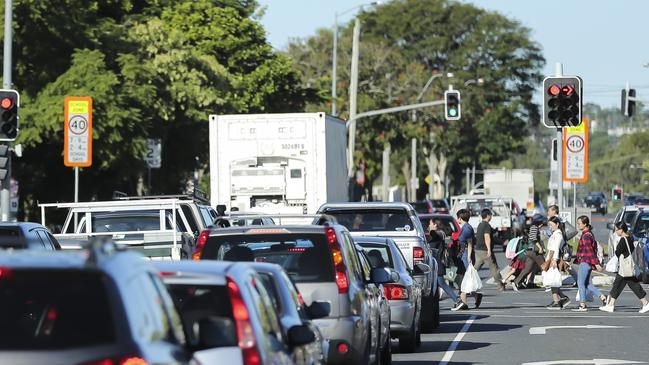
257, 0, 649, 108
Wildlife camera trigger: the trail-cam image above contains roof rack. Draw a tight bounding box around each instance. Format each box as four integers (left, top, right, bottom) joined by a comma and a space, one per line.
220, 213, 339, 225
111, 188, 210, 205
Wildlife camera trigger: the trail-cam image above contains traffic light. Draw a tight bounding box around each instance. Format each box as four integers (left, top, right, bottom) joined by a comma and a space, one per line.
0, 89, 19, 141
612, 187, 623, 201
444, 90, 461, 121
542, 76, 582, 128
0, 144, 8, 181
621, 88, 636, 117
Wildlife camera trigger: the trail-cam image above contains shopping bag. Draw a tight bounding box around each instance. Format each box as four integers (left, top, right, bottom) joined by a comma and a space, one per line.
542, 267, 562, 288
460, 264, 483, 293
605, 256, 618, 273
575, 289, 594, 302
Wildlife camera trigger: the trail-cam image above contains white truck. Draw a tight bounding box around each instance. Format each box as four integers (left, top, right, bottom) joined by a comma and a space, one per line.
483, 169, 535, 214
209, 112, 348, 214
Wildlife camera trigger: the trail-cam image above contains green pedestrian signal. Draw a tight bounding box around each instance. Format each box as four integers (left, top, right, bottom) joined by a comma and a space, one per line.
444, 90, 461, 121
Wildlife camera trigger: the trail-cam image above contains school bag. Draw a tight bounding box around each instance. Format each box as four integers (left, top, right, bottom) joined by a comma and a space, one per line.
505, 237, 521, 259
559, 239, 573, 262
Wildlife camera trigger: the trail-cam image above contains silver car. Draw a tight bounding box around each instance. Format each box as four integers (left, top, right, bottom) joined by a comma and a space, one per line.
316, 202, 439, 333
355, 236, 424, 353
250, 262, 329, 365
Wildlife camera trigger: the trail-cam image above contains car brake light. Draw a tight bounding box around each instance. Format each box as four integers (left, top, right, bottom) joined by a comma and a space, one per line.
0, 267, 12, 279
413, 247, 425, 266
383, 284, 409, 300
227, 277, 261, 365
120, 357, 148, 365
192, 229, 211, 260
82, 356, 148, 365
325, 227, 348, 294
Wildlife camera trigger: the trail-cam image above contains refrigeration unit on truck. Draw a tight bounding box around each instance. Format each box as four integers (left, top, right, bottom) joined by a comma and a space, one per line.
209, 112, 348, 215
483, 169, 535, 215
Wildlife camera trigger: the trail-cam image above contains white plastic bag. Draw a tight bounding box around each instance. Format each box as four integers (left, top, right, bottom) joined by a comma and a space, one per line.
605, 256, 618, 273
575, 289, 594, 302
542, 267, 562, 288
460, 264, 483, 293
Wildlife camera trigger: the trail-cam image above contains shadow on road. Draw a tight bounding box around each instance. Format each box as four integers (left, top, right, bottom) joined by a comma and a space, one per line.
392, 339, 491, 355
394, 361, 479, 365
432, 322, 522, 334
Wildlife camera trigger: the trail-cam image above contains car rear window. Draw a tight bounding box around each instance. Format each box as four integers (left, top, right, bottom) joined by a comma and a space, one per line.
358, 243, 393, 268
202, 233, 335, 283
633, 214, 649, 237
410, 202, 430, 214
0, 269, 115, 349
165, 283, 237, 348
431, 200, 448, 208
322, 209, 415, 232
419, 216, 458, 236
623, 211, 638, 225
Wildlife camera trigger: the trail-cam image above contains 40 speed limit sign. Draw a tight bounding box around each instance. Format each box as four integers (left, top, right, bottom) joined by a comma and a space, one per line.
64, 97, 92, 167
562, 118, 588, 183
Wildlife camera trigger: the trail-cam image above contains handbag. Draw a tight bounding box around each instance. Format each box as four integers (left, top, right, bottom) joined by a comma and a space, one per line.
618, 237, 637, 278
542, 267, 562, 288
605, 256, 619, 273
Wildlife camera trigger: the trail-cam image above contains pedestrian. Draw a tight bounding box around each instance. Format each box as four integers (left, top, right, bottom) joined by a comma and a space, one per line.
512, 214, 546, 290
599, 222, 649, 313
572, 216, 607, 311
546, 205, 579, 285
473, 209, 506, 291
545, 216, 570, 310
427, 219, 461, 307
451, 209, 483, 311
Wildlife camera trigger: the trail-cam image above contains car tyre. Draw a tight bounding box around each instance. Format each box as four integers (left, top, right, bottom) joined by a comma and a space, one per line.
432, 288, 440, 328
420, 293, 434, 333
398, 318, 418, 353
379, 331, 392, 365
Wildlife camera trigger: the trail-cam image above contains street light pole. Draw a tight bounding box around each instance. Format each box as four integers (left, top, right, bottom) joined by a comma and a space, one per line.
331, 13, 338, 116
1, 0, 13, 222
347, 17, 360, 178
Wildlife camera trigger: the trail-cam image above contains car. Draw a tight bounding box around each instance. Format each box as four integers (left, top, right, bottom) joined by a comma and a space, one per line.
584, 192, 607, 215
630, 209, 649, 241
606, 205, 641, 258
409, 199, 450, 214
315, 202, 439, 333
0, 241, 191, 365
192, 224, 393, 364
227, 212, 276, 227
355, 236, 425, 353
250, 262, 330, 365
0, 222, 61, 251
624, 194, 646, 206
417, 213, 460, 238
154, 260, 300, 365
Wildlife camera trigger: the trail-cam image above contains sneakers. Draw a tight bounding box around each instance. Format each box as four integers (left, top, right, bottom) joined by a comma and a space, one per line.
451, 301, 468, 311
640, 302, 649, 314
599, 295, 608, 307
497, 283, 505, 292
547, 302, 562, 310
559, 297, 571, 309
571, 305, 588, 312
511, 282, 519, 292
599, 305, 614, 313
475, 293, 483, 308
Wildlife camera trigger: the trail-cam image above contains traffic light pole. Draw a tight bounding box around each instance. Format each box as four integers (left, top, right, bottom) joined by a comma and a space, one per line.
1, 0, 13, 222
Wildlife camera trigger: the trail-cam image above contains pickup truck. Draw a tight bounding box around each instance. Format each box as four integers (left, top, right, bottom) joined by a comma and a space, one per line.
315, 202, 440, 332
39, 196, 218, 260
450, 194, 515, 245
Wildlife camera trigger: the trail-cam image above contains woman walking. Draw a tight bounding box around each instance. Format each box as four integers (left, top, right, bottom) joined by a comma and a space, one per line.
572, 216, 607, 311
599, 222, 649, 313
545, 216, 570, 310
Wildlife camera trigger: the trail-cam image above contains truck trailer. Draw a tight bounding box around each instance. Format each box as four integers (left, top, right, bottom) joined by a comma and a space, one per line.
209, 112, 348, 214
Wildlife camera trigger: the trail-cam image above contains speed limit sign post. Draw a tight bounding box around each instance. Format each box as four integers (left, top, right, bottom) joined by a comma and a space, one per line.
562, 118, 588, 183
64, 97, 92, 167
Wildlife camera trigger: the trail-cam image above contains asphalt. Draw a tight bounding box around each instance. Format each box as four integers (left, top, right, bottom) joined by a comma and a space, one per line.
392, 214, 649, 364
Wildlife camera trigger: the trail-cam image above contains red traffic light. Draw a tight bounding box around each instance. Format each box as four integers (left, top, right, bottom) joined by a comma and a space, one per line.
0, 98, 13, 110
561, 85, 575, 96
548, 84, 561, 96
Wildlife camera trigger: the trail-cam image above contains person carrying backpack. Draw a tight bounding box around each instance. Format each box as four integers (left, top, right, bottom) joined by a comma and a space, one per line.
599, 222, 649, 313
572, 216, 607, 311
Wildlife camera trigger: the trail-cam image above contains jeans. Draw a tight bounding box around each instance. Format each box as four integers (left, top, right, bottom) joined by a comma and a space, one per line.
577, 262, 602, 302
437, 276, 459, 303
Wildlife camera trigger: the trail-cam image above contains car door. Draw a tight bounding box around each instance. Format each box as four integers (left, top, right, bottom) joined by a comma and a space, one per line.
356, 247, 384, 358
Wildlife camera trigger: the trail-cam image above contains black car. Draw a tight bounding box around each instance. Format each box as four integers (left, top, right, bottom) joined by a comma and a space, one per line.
584, 192, 607, 215
0, 222, 60, 251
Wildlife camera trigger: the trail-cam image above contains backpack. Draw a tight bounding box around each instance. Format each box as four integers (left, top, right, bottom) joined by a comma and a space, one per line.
505, 237, 521, 259
559, 240, 573, 262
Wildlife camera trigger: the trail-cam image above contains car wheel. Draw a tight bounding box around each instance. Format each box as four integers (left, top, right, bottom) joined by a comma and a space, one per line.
432, 288, 440, 329
379, 331, 392, 365
398, 317, 418, 353
420, 293, 434, 333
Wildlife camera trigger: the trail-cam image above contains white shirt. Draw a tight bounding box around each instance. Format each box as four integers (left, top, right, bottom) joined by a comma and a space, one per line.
547, 229, 563, 261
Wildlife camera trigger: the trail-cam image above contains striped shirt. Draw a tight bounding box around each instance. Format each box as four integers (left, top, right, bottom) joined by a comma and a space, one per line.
528, 225, 540, 243
575, 228, 599, 267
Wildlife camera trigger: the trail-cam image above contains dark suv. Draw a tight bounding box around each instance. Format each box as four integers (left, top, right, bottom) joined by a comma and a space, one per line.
0, 242, 189, 365
584, 192, 607, 215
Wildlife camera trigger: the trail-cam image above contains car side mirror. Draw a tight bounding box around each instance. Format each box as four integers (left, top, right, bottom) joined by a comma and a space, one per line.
288, 324, 316, 347
370, 267, 392, 284
606, 222, 615, 231
197, 317, 237, 349
413, 263, 431, 276
307, 301, 331, 319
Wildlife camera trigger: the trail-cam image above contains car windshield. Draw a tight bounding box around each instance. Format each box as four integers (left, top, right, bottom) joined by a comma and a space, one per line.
358, 244, 394, 269
203, 233, 335, 283
0, 269, 115, 349
321, 208, 415, 232
623, 211, 639, 225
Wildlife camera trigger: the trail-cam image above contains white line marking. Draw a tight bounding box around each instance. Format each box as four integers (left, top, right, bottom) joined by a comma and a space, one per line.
439, 314, 476, 365
529, 325, 626, 335
522, 359, 646, 365
490, 314, 648, 319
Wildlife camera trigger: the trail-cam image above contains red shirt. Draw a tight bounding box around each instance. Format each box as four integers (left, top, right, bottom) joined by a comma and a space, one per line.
575, 228, 599, 267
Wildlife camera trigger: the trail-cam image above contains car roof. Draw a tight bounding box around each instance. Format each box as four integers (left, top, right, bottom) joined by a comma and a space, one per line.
153, 260, 239, 285
319, 202, 413, 210
417, 213, 455, 219
209, 225, 335, 235
350, 236, 391, 245
0, 222, 48, 231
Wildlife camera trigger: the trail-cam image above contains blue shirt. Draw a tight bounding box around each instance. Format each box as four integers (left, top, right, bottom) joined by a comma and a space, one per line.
458, 223, 475, 248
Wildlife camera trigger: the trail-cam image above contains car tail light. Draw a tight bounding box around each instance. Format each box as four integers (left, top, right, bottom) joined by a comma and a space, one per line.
0, 267, 12, 279
192, 229, 211, 260
325, 227, 348, 294
413, 246, 425, 266
227, 277, 261, 365
82, 356, 148, 365
337, 342, 349, 354
383, 284, 409, 300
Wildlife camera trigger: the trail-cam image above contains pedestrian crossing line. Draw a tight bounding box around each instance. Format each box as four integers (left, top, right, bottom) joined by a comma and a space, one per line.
439, 315, 476, 365
490, 314, 649, 319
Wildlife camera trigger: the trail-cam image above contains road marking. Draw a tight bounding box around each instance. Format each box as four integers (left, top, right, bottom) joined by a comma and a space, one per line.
439, 314, 476, 365
490, 314, 648, 319
529, 325, 627, 335
522, 359, 646, 365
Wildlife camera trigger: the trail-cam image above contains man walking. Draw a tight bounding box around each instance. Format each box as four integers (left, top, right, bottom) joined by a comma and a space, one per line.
451, 209, 483, 310
474, 209, 506, 291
